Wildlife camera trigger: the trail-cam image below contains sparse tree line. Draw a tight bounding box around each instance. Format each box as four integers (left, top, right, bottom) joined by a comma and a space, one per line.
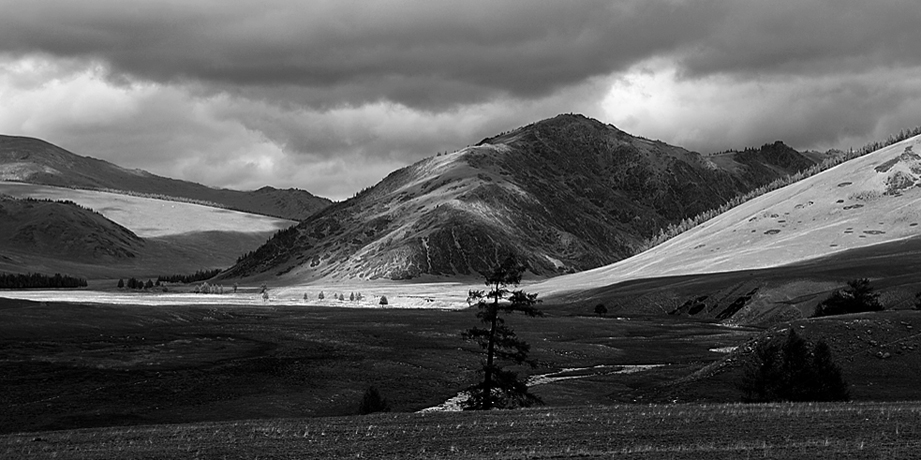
0, 272, 87, 289
157, 268, 222, 284
193, 281, 233, 294
8, 182, 293, 219
89, 187, 224, 210
315, 291, 392, 306
638, 125, 921, 253
117, 278, 158, 290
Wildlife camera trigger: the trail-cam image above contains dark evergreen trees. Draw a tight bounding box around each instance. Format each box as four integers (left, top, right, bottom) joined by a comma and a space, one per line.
594, 303, 608, 316
814, 278, 882, 317
156, 268, 222, 284
462, 256, 543, 410
0, 272, 87, 289
739, 329, 849, 402
358, 386, 390, 415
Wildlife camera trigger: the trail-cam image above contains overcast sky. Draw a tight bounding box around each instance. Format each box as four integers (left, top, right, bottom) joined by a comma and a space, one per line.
1, 0, 919, 200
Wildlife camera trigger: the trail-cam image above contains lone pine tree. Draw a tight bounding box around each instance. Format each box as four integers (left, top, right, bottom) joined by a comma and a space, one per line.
462, 256, 543, 410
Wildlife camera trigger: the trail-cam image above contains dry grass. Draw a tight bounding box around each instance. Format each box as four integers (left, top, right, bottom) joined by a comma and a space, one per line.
2, 402, 920, 459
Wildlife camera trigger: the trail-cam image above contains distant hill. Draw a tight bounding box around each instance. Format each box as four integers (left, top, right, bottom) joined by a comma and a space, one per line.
225, 114, 817, 281
0, 196, 142, 262
0, 135, 331, 221
0, 191, 293, 279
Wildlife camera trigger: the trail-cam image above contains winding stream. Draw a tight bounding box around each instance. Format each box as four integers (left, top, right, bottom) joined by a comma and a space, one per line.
419, 363, 665, 412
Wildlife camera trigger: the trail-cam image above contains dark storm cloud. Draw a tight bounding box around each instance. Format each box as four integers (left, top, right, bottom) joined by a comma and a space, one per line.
2, 0, 920, 199
677, 0, 921, 78
0, 0, 724, 109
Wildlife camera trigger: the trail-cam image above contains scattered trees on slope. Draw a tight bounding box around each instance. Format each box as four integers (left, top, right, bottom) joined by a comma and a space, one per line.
739, 329, 849, 402
639, 125, 921, 253
813, 278, 882, 317
462, 256, 543, 410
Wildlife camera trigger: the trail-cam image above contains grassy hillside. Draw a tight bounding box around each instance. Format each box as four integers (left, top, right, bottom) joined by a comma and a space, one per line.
0, 182, 295, 278
541, 234, 921, 325
536, 135, 921, 300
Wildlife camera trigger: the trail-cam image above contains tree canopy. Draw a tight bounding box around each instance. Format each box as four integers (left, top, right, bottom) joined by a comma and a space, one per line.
814, 278, 882, 317
739, 329, 849, 402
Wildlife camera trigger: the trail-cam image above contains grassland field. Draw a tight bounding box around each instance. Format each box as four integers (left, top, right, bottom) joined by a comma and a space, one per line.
3, 284, 921, 458
3, 402, 920, 459
0, 294, 755, 434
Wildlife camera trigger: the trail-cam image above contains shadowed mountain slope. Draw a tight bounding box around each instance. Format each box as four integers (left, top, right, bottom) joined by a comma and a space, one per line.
225, 114, 816, 281
0, 196, 143, 263
0, 191, 294, 279
535, 135, 921, 303
0, 135, 331, 220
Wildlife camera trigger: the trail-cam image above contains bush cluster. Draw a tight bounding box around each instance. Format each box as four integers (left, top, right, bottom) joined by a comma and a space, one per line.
739, 329, 849, 402
813, 278, 882, 317
119, 278, 156, 290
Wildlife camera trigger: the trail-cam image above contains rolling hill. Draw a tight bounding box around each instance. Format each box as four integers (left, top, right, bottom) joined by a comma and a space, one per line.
0, 135, 331, 220
534, 135, 921, 324
224, 114, 818, 282
0, 190, 295, 279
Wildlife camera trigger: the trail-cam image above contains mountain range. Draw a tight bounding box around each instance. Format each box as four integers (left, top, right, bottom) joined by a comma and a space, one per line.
0, 135, 331, 221
225, 114, 819, 282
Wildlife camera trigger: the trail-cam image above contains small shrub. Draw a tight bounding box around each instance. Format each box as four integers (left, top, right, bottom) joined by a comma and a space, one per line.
594, 303, 608, 316
814, 278, 882, 317
318, 291, 325, 300
358, 386, 390, 415
379, 295, 388, 306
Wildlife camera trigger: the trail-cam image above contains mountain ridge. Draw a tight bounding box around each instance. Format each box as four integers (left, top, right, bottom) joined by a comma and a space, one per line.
224, 113, 818, 282
534, 134, 921, 301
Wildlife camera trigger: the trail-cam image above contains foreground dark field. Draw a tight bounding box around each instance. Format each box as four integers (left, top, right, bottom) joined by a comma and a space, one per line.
0, 296, 753, 434
3, 402, 920, 459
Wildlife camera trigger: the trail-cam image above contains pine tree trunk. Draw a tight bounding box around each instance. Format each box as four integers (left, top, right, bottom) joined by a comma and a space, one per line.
483, 281, 500, 410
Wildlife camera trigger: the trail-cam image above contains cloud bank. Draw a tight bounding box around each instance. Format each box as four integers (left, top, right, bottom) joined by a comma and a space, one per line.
0, 0, 919, 199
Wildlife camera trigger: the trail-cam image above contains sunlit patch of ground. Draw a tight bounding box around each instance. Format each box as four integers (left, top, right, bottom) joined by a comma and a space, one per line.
0, 181, 292, 238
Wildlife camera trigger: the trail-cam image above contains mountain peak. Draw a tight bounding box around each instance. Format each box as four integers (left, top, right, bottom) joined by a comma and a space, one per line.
226, 114, 817, 282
